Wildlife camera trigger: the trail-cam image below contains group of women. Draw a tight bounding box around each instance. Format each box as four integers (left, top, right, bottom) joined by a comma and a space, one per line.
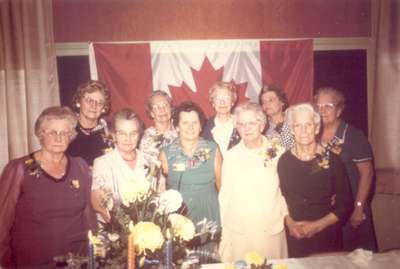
0, 80, 377, 268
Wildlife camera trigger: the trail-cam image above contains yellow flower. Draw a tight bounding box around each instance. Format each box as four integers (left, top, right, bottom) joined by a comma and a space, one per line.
133, 222, 164, 254
245, 252, 263, 266
274, 264, 288, 269
224, 263, 235, 269
168, 213, 195, 241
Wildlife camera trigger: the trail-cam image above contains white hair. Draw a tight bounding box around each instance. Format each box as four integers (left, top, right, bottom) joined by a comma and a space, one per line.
234, 102, 266, 126
285, 102, 321, 131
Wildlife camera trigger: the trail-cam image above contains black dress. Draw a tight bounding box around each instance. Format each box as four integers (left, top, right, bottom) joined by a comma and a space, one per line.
277, 150, 353, 257
67, 122, 113, 166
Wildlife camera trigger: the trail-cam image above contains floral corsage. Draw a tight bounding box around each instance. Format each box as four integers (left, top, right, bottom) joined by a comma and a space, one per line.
25, 157, 42, 178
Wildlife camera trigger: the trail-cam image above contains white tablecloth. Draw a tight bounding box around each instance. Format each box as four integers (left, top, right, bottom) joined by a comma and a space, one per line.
202, 251, 400, 269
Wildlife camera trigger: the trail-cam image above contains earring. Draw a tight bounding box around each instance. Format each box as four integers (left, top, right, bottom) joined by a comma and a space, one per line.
76, 103, 80, 108
102, 108, 106, 113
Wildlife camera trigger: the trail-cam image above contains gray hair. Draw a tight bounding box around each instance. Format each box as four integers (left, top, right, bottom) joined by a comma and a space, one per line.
145, 90, 173, 117
110, 108, 144, 137
285, 102, 321, 131
234, 102, 266, 126
314, 87, 345, 109
209, 81, 238, 104
34, 106, 77, 138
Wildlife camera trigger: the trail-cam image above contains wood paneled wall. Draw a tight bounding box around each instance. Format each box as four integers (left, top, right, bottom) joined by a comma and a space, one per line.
53, 0, 371, 42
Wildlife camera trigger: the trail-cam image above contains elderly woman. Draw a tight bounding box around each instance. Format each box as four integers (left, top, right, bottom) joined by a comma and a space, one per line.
159, 101, 222, 253
314, 87, 377, 251
219, 102, 288, 262
0, 106, 96, 268
67, 80, 113, 166
259, 85, 294, 150
277, 103, 353, 257
91, 109, 148, 222
202, 82, 240, 157
139, 91, 178, 191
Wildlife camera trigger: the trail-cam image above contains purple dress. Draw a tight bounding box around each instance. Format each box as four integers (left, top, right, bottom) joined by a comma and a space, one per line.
0, 154, 96, 268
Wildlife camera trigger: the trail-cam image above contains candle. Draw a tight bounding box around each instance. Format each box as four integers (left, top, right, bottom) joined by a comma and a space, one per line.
128, 221, 136, 269
88, 230, 95, 269
164, 239, 173, 269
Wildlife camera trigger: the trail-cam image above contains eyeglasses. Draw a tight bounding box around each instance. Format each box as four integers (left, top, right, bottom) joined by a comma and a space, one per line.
236, 121, 260, 129
316, 103, 336, 110
213, 96, 232, 104
115, 130, 139, 139
82, 96, 105, 108
152, 102, 170, 112
42, 130, 72, 139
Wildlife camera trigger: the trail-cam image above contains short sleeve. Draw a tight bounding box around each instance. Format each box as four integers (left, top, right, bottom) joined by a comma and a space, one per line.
347, 126, 373, 163
92, 157, 112, 191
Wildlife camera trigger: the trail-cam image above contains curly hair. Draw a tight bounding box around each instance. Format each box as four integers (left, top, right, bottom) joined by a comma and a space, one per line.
34, 106, 78, 139
71, 80, 111, 115
145, 90, 173, 118
258, 85, 289, 111
172, 101, 206, 129
209, 81, 238, 104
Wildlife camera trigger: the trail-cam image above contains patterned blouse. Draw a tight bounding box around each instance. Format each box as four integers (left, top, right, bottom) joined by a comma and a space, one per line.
139, 125, 178, 167
264, 120, 294, 150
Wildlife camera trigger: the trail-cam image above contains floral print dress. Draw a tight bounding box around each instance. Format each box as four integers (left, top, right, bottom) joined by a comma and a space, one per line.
163, 138, 221, 253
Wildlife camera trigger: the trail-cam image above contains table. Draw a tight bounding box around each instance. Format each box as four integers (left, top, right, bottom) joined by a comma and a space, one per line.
202, 251, 400, 269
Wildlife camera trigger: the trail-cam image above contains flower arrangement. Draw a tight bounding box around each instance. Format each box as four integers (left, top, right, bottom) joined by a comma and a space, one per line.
94, 176, 198, 268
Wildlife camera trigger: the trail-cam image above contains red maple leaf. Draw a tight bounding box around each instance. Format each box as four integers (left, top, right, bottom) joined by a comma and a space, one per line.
168, 57, 249, 118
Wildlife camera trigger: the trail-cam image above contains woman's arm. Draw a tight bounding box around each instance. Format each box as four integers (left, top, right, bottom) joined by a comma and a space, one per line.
214, 147, 223, 191
0, 160, 24, 268
159, 150, 169, 176
298, 213, 339, 238
351, 161, 373, 227
91, 157, 113, 222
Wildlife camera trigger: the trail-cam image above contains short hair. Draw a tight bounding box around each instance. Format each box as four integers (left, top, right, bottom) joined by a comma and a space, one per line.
285, 102, 321, 131
259, 85, 289, 111
34, 106, 77, 138
234, 101, 266, 126
71, 80, 111, 115
110, 108, 144, 137
209, 81, 238, 104
314, 87, 345, 110
172, 101, 206, 129
145, 90, 173, 117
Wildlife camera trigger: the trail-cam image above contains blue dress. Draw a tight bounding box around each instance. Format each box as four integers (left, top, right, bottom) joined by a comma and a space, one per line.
163, 138, 221, 253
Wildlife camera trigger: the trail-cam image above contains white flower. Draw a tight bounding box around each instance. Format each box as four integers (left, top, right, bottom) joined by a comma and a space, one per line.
120, 178, 151, 206
168, 214, 195, 241
158, 190, 183, 213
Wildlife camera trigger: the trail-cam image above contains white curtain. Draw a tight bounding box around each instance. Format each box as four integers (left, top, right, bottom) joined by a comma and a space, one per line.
0, 0, 60, 171
371, 0, 400, 194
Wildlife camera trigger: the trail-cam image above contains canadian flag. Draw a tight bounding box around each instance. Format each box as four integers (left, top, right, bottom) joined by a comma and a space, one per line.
89, 39, 313, 126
